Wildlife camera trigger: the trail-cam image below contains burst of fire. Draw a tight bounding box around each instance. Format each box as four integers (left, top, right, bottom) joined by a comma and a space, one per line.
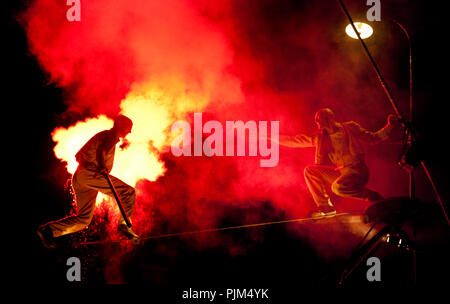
51, 81, 209, 206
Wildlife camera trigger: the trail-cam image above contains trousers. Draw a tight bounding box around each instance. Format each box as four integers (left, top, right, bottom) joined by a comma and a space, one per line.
304, 163, 381, 208
46, 168, 136, 238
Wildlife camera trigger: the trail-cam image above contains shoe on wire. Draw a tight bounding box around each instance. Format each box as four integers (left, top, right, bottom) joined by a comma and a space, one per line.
309, 205, 337, 218
118, 224, 141, 245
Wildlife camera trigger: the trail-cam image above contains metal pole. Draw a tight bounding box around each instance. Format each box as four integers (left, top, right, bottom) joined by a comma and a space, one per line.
392, 19, 414, 199
337, 0, 403, 119
337, 0, 449, 227
101, 172, 132, 228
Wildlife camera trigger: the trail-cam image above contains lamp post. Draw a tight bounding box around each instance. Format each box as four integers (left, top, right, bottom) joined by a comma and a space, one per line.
338, 0, 449, 286
345, 22, 373, 39
391, 19, 414, 199
344, 19, 414, 199
344, 19, 447, 216
339, 0, 402, 118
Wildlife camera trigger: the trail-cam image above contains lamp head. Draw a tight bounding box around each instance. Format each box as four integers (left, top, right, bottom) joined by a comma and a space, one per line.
345, 22, 373, 39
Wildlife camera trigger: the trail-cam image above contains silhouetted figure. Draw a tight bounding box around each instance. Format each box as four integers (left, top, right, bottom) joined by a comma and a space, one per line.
274, 108, 400, 217
37, 115, 140, 248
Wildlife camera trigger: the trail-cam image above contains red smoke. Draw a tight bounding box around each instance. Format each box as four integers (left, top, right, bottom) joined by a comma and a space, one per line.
21, 0, 241, 116
21, 0, 408, 282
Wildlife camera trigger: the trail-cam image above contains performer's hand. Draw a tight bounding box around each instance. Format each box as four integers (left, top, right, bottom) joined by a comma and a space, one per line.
387, 114, 401, 125
98, 168, 108, 175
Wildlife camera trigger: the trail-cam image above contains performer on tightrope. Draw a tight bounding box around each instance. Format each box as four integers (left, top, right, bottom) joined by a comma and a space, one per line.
37, 115, 140, 248
274, 108, 400, 217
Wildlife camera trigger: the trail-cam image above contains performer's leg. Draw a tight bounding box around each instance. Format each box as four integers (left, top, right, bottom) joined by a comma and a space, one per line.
93, 174, 139, 242
304, 165, 340, 208
74, 169, 136, 225
101, 174, 136, 226
44, 171, 98, 238
331, 164, 383, 201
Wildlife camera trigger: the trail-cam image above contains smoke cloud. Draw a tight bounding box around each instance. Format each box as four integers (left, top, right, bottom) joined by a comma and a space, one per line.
21, 0, 409, 282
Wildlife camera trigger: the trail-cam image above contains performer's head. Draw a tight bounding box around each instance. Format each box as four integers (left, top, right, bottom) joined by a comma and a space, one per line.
314, 108, 336, 132
113, 115, 133, 138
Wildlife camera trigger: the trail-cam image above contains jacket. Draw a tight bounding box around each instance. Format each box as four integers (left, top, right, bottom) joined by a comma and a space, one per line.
278, 121, 394, 166
75, 129, 119, 172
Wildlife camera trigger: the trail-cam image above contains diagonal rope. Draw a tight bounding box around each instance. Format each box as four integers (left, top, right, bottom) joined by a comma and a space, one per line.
72, 212, 353, 247
421, 162, 450, 226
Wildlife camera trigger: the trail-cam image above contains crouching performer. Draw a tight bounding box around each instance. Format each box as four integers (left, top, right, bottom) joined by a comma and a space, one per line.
273, 108, 400, 217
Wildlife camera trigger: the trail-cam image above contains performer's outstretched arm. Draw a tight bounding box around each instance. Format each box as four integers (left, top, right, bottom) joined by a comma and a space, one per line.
346, 114, 400, 144
271, 133, 315, 148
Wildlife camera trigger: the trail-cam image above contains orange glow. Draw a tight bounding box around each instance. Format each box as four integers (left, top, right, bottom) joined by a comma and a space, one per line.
52, 115, 114, 175
345, 22, 373, 39
51, 79, 215, 205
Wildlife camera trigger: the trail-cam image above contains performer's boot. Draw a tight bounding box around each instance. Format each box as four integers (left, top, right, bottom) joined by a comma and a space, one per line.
118, 224, 141, 245
309, 200, 337, 218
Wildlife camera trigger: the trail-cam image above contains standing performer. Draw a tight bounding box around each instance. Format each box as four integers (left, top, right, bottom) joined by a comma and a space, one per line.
37, 115, 140, 248
275, 108, 400, 217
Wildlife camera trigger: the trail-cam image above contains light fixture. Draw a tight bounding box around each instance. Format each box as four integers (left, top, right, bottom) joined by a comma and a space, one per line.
345, 22, 373, 39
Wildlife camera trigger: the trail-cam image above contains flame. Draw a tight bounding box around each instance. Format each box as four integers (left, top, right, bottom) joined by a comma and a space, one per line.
37, 0, 243, 216
52, 115, 114, 175
51, 78, 213, 206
